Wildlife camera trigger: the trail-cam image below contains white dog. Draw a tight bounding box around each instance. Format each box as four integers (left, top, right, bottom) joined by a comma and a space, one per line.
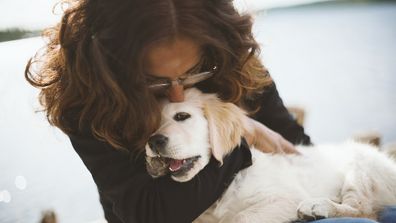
145, 88, 396, 223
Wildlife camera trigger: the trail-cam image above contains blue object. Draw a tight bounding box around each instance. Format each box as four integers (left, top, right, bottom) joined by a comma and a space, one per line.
378, 206, 396, 223
309, 206, 396, 223
312, 218, 377, 223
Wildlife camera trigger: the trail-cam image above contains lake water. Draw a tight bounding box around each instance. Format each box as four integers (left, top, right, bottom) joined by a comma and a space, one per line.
1, 1, 395, 222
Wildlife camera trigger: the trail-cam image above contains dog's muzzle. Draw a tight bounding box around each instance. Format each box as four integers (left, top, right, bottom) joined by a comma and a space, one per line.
148, 134, 168, 155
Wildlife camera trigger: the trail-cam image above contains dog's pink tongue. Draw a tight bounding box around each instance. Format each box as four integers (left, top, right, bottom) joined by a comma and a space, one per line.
169, 159, 183, 172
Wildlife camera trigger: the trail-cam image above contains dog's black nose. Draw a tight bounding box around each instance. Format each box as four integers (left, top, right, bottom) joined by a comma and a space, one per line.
148, 134, 168, 154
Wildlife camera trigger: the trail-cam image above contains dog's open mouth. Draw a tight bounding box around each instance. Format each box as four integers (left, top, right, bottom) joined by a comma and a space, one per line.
165, 156, 201, 175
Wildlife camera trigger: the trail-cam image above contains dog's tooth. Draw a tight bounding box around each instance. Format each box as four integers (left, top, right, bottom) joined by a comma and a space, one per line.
183, 159, 186, 164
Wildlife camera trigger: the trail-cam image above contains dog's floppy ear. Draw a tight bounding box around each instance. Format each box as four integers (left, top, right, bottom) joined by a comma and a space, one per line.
202, 95, 250, 165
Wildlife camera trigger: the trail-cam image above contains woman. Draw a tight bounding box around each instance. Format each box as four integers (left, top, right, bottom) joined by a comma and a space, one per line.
25, 0, 392, 222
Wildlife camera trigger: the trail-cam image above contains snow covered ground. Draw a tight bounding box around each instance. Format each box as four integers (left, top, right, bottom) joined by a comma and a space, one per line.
0, 37, 103, 221
1, 1, 395, 222
256, 2, 396, 144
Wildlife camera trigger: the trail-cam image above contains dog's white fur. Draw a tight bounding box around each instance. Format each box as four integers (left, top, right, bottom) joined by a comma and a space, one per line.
146, 88, 396, 223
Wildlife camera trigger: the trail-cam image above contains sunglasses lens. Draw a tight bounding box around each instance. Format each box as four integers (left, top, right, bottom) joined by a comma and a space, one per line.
148, 84, 169, 95
147, 67, 216, 94
182, 71, 214, 86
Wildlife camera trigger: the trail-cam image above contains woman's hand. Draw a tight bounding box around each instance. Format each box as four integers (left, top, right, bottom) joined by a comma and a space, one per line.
244, 118, 300, 155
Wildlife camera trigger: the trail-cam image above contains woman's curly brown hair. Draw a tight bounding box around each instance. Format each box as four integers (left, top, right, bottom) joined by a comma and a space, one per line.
25, 0, 272, 151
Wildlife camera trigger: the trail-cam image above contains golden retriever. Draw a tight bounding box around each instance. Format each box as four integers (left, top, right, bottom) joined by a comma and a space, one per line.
145, 88, 396, 223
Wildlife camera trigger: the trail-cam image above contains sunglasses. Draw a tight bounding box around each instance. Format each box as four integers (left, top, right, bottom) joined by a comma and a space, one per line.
146, 62, 217, 94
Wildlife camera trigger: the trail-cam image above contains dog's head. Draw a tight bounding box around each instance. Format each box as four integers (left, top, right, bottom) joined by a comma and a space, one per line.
145, 88, 250, 182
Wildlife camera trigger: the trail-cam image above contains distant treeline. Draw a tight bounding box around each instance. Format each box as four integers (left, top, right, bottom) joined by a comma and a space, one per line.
0, 29, 41, 42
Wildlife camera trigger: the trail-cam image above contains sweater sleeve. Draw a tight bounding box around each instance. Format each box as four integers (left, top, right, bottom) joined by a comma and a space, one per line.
69, 134, 252, 223
252, 83, 312, 145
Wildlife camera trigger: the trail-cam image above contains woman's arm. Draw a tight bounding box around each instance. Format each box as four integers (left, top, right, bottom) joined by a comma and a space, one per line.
243, 117, 298, 154
253, 83, 312, 146
69, 134, 252, 223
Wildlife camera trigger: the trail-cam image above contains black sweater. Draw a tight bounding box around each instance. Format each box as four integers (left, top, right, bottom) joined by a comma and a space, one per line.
68, 83, 311, 223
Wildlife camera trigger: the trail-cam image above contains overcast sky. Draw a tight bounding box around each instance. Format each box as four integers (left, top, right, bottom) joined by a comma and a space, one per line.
0, 0, 330, 30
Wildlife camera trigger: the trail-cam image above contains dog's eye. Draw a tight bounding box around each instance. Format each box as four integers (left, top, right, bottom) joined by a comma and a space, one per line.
174, 112, 191, 121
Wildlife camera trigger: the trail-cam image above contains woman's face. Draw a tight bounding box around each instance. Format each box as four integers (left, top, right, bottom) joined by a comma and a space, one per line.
143, 36, 203, 102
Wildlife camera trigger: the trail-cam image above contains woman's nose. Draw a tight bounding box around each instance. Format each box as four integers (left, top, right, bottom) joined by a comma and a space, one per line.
168, 84, 185, 102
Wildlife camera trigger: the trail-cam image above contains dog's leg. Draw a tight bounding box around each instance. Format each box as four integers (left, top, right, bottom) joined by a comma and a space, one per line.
339, 170, 377, 218
218, 199, 299, 223
297, 197, 363, 220
297, 169, 377, 220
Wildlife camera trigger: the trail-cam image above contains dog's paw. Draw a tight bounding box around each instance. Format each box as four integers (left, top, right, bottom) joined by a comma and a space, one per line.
297, 198, 335, 221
